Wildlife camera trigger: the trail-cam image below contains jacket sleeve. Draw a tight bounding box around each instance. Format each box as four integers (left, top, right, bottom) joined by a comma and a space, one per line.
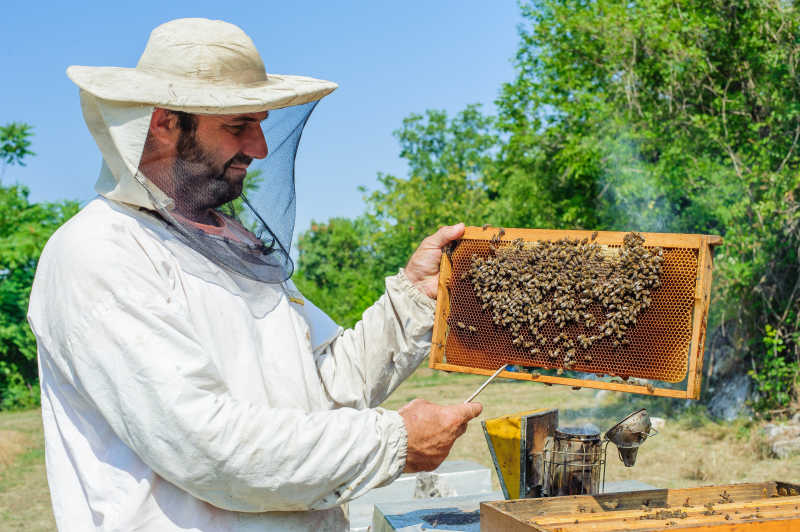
312, 269, 437, 409
28, 225, 408, 512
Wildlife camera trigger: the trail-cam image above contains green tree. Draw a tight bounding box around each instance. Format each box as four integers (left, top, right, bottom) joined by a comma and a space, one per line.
296, 1, 800, 412
364, 105, 498, 273
0, 122, 35, 169
496, 0, 800, 409
295, 106, 498, 326
293, 217, 384, 327
0, 123, 78, 409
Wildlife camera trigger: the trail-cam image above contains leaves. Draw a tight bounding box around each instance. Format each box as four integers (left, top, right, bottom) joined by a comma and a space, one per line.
294, 1, 800, 411
0, 124, 78, 409
0, 123, 34, 169
295, 106, 499, 326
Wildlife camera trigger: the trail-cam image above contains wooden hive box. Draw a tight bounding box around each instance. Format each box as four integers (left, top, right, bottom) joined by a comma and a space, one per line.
480, 481, 800, 531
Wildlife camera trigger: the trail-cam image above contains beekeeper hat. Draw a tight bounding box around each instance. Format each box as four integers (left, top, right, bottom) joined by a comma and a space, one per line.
67, 18, 337, 114
69, 18, 336, 288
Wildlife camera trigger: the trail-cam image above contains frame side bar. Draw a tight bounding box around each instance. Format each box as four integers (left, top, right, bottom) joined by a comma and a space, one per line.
429, 253, 452, 367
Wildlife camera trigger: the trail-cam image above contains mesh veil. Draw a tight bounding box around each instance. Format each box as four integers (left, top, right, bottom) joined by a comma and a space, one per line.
147, 101, 318, 283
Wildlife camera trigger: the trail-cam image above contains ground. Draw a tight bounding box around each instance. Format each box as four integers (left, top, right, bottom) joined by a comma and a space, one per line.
1, 365, 798, 530
0, 409, 51, 530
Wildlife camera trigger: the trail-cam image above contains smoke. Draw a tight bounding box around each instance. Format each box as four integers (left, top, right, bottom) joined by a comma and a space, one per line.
597, 131, 674, 233
558, 423, 602, 436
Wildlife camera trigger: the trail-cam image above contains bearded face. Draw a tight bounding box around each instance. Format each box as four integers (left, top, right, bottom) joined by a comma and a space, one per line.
172, 127, 253, 215
147, 110, 268, 224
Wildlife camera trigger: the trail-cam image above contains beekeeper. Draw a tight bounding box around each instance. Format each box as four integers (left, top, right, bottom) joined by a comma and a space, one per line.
28, 18, 482, 531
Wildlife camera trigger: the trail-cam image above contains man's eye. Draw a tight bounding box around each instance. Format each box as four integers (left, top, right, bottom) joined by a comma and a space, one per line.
227, 125, 247, 134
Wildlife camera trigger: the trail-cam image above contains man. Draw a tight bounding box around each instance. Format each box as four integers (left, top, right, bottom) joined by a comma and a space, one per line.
28, 18, 481, 531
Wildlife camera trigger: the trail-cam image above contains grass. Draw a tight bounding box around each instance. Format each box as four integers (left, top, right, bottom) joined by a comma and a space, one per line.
0, 409, 53, 531
382, 365, 800, 490
0, 365, 797, 531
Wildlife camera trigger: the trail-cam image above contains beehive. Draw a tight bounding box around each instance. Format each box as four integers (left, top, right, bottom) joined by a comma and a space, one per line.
429, 227, 722, 399
481, 481, 800, 531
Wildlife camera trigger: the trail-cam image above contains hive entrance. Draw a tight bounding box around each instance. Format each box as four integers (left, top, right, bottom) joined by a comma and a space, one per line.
430, 227, 721, 398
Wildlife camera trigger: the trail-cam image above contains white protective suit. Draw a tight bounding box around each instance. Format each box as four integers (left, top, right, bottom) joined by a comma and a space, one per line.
27, 92, 435, 531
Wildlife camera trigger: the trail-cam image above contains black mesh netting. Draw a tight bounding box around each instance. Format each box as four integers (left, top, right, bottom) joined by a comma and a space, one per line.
153, 100, 318, 283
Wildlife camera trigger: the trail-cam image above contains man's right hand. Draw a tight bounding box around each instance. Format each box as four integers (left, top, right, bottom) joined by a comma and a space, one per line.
398, 398, 483, 473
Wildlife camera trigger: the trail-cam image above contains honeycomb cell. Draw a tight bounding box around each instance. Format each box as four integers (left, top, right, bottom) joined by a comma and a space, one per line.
441, 238, 699, 383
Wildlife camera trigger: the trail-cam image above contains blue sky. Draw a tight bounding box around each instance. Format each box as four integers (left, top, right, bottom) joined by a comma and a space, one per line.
1, 1, 522, 237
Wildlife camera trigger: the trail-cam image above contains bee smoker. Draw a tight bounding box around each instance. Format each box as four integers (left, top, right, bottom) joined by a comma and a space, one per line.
484, 408, 658, 500
542, 426, 608, 496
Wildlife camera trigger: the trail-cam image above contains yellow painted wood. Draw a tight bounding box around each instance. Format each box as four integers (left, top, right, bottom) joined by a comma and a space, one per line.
483, 409, 550, 500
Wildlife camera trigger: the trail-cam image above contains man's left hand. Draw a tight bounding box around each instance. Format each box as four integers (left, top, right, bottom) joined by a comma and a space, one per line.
404, 223, 465, 299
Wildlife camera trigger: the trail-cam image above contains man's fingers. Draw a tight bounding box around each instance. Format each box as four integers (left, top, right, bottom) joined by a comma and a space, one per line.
424, 223, 465, 249
465, 401, 483, 418
451, 402, 483, 424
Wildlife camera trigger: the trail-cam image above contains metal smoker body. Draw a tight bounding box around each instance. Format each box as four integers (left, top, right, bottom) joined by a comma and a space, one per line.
483, 408, 657, 500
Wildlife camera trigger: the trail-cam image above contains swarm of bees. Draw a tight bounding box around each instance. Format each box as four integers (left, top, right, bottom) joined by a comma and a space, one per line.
461, 231, 664, 370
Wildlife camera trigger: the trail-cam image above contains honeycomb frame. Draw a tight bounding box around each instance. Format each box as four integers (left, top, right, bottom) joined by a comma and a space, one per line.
429, 227, 722, 399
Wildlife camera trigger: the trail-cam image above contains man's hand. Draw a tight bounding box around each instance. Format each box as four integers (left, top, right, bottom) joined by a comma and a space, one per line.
404, 223, 465, 299
398, 398, 483, 473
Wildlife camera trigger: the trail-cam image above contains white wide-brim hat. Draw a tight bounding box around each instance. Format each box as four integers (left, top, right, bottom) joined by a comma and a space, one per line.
67, 18, 337, 114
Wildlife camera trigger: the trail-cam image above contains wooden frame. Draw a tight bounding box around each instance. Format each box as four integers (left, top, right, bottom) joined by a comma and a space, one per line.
429, 227, 723, 399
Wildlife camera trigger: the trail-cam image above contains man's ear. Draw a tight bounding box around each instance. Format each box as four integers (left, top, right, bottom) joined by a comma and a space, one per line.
147, 108, 181, 146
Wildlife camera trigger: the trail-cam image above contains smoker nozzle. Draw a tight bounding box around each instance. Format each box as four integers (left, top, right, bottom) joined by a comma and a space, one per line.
604, 408, 657, 467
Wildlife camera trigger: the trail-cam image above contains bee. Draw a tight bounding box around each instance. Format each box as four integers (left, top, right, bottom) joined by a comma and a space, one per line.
591, 231, 598, 241
482, 223, 490, 230
456, 321, 466, 329
556, 368, 564, 375
467, 325, 477, 333
646, 382, 655, 393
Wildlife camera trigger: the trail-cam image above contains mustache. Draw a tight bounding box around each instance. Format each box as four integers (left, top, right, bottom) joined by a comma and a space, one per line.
222, 153, 254, 173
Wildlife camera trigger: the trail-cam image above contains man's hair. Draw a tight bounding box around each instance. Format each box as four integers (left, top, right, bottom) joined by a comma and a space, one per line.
141, 109, 199, 159
169, 110, 198, 134
168, 110, 199, 158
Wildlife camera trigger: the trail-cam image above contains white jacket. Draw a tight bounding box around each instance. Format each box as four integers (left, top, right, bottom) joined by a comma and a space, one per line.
28, 196, 435, 531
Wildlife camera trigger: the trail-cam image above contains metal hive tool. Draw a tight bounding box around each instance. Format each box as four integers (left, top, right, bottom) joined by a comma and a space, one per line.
429, 227, 723, 399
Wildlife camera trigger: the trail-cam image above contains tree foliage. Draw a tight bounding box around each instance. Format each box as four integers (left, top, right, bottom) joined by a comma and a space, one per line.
293, 217, 384, 327
0, 122, 35, 169
295, 105, 498, 326
0, 124, 78, 409
495, 0, 800, 408
296, 1, 800, 412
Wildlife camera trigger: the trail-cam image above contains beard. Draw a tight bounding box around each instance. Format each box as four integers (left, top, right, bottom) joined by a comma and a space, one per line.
171, 130, 252, 217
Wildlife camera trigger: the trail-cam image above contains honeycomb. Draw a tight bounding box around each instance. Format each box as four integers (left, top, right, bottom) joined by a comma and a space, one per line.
442, 238, 699, 382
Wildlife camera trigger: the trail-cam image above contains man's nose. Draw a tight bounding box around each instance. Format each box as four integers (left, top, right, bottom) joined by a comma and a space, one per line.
242, 126, 268, 159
